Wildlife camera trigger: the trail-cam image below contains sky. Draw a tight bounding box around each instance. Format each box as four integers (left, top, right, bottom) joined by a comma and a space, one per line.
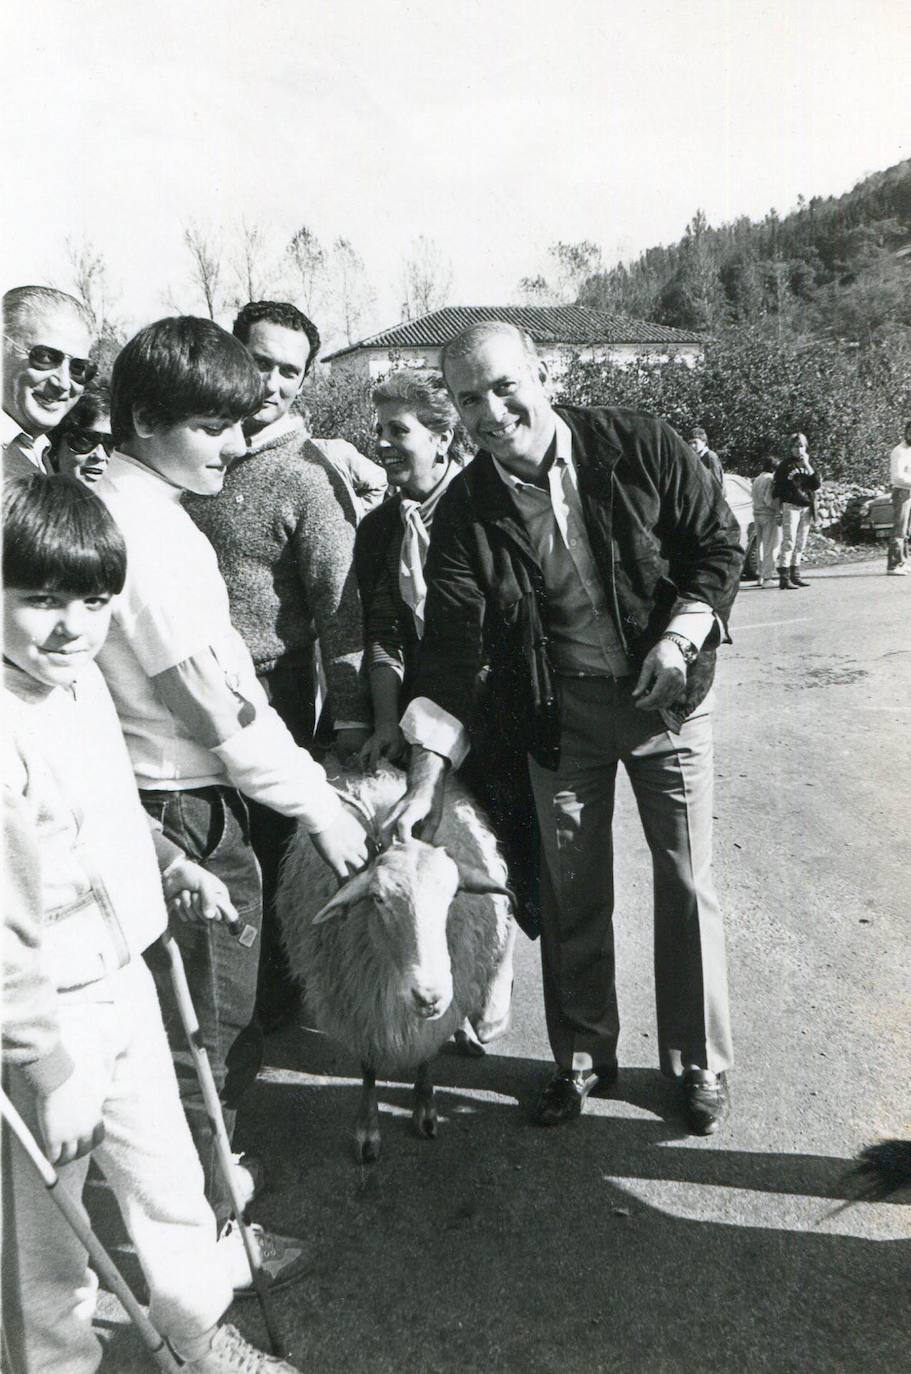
3, 0, 909, 343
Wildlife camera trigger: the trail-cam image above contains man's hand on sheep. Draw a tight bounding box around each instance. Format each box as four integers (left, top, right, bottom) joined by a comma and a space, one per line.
382, 747, 448, 846
358, 720, 408, 773
310, 803, 374, 883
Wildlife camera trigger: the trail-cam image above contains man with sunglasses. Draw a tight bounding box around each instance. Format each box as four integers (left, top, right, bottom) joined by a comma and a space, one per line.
2, 286, 96, 480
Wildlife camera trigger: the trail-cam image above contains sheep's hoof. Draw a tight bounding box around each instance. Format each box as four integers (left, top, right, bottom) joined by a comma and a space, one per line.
453, 1027, 485, 1059
355, 1130, 381, 1164
412, 1103, 438, 1139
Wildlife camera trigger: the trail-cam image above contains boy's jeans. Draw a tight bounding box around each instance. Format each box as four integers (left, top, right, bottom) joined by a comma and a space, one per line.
141, 785, 263, 1226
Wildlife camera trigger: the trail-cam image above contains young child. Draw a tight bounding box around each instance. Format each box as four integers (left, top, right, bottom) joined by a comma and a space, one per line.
1, 474, 299, 1374
93, 316, 370, 1260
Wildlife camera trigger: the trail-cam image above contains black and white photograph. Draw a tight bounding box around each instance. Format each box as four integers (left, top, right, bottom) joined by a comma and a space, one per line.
2, 2, 909, 1371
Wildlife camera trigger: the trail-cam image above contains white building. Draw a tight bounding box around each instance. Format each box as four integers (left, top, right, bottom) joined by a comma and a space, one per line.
323, 305, 704, 381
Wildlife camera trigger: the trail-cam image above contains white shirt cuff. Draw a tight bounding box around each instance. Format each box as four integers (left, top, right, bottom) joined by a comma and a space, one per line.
400, 697, 470, 769
666, 602, 716, 651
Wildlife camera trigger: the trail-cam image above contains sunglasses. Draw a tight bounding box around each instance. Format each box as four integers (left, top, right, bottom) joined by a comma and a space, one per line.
65, 428, 116, 457
4, 336, 97, 386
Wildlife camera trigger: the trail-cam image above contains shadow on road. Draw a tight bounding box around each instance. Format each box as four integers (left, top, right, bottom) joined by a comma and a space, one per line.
95, 1026, 909, 1373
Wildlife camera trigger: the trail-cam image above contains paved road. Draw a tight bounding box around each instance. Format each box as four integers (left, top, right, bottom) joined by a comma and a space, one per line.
100, 563, 910, 1373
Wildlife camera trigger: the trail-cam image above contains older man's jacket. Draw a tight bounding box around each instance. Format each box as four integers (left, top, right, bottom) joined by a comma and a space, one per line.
415, 404, 744, 773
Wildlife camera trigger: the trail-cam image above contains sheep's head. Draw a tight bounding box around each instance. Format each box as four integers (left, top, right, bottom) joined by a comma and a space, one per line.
312, 838, 512, 1023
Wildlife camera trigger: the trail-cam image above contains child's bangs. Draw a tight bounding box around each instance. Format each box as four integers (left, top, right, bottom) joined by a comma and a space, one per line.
3, 476, 127, 597
194, 337, 264, 421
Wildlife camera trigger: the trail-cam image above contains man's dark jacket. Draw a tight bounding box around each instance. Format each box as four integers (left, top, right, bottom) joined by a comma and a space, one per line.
415, 404, 744, 774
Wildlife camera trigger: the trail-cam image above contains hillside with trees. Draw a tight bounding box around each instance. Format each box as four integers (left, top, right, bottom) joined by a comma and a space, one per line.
526, 159, 911, 482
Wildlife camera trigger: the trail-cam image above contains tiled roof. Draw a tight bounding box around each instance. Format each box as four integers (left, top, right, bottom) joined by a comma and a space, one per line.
324, 305, 703, 360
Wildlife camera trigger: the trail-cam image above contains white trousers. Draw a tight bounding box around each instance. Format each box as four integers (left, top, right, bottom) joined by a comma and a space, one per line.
779, 504, 811, 566
753, 513, 781, 580
2, 958, 232, 1374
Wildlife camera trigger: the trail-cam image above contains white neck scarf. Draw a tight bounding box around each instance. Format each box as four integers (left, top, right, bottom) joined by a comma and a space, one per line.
398, 461, 459, 638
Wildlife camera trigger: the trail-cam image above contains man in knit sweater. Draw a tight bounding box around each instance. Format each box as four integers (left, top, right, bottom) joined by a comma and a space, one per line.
185, 300, 372, 1030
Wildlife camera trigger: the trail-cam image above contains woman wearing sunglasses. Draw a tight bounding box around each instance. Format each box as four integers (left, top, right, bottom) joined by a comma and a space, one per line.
47, 382, 115, 486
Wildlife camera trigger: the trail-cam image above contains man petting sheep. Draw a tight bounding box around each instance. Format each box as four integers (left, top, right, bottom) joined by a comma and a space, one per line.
388, 321, 743, 1136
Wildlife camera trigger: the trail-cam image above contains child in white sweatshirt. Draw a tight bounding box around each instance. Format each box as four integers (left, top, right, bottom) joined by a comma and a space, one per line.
1, 474, 298, 1374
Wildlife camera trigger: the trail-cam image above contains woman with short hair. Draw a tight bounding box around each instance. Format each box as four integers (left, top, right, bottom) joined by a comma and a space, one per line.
772, 431, 821, 588
355, 370, 465, 770
47, 382, 114, 486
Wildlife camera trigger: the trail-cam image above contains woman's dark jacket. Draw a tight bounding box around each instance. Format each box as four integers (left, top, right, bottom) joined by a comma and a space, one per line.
353, 494, 420, 696
772, 458, 821, 509
353, 488, 542, 936
414, 404, 744, 775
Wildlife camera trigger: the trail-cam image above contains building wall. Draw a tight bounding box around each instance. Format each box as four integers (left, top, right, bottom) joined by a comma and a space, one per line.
328, 341, 702, 381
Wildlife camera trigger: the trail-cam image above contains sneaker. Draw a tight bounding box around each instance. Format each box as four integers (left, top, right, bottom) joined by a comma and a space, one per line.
218, 1220, 309, 1298
182, 1322, 299, 1372
887, 566, 908, 576
231, 1152, 264, 1214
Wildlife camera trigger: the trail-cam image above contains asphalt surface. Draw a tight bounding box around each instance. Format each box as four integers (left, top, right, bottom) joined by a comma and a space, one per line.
96, 560, 910, 1373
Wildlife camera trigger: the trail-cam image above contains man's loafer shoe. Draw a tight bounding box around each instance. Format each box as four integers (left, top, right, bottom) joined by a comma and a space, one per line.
532, 1065, 618, 1127
682, 1069, 729, 1136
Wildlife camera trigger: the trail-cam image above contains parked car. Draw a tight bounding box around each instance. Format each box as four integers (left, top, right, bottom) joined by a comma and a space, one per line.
722, 472, 758, 579
858, 493, 894, 540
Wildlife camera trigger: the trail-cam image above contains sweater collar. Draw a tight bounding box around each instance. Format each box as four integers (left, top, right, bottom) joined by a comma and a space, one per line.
245, 412, 304, 456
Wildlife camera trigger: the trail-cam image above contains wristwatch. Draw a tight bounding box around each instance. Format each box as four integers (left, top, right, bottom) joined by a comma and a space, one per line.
660, 631, 698, 665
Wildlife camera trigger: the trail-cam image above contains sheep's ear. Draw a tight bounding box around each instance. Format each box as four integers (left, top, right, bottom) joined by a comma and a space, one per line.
312, 868, 373, 924
456, 863, 516, 909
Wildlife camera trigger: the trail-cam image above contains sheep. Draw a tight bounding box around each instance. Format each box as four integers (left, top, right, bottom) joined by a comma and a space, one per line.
276, 762, 517, 1162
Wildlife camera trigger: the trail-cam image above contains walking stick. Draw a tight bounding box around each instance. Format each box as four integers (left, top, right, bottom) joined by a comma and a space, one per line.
0, 1088, 181, 1374
160, 931, 286, 1358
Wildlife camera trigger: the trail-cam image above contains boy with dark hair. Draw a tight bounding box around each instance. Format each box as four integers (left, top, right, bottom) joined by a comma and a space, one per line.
185, 301, 382, 1030
1, 474, 299, 1373
94, 317, 370, 1272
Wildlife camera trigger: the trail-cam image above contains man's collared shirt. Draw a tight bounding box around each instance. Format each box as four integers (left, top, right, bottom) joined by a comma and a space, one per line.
1, 409, 51, 474
490, 413, 630, 680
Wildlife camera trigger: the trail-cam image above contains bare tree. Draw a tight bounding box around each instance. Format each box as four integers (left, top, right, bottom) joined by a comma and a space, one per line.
285, 225, 327, 317
400, 235, 453, 320
329, 237, 375, 344
516, 240, 605, 306
230, 220, 279, 308
62, 236, 123, 342
517, 273, 557, 305
182, 222, 224, 320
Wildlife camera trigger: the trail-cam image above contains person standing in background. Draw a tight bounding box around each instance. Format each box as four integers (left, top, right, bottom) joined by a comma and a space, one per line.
886, 419, 911, 576
772, 433, 820, 589
751, 456, 781, 588
689, 427, 723, 486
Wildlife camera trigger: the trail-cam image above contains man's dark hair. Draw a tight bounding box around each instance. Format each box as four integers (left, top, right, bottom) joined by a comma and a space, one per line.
110, 316, 264, 445
47, 380, 112, 459
3, 473, 127, 596
690, 426, 708, 443
761, 457, 776, 473
232, 301, 321, 376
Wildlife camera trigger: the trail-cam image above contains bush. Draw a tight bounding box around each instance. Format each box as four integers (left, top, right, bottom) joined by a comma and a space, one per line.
556, 324, 911, 484
299, 369, 376, 456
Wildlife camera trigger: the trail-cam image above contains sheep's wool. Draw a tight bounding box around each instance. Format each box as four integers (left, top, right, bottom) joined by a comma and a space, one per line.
277, 764, 513, 1072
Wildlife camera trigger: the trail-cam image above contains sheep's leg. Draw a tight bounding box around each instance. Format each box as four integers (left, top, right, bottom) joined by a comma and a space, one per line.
412, 1061, 437, 1139
453, 1018, 485, 1057
355, 1064, 381, 1164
